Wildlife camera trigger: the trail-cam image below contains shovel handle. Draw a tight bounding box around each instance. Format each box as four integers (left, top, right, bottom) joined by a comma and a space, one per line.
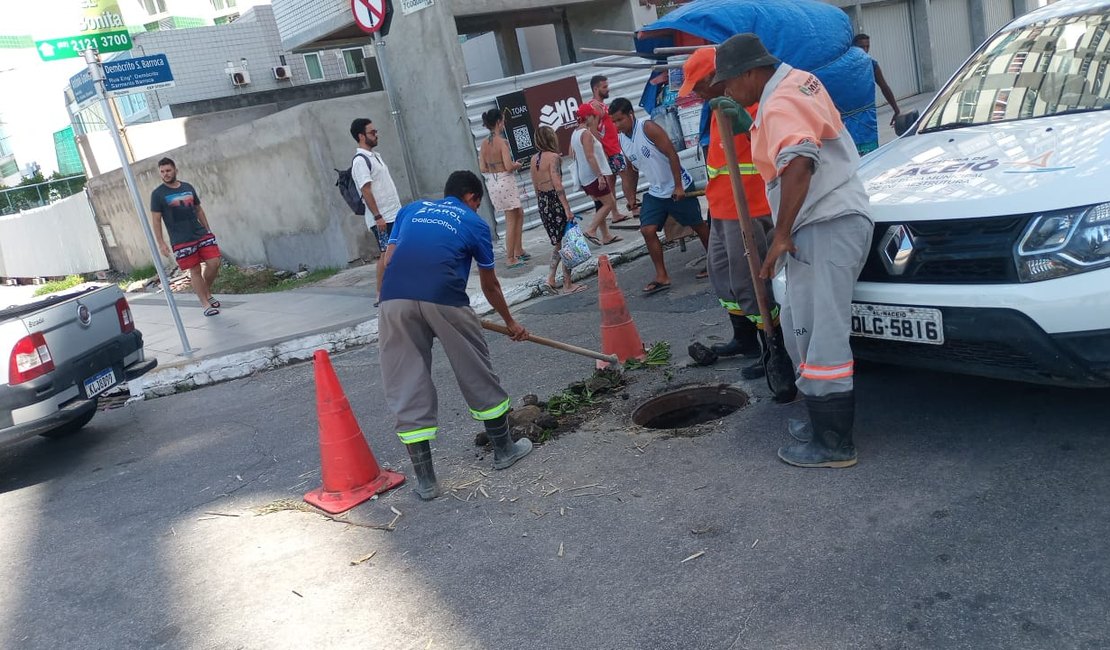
480, 320, 619, 365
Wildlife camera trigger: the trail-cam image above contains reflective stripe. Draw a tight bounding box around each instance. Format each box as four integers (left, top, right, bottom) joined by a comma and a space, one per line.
470, 398, 511, 421
398, 427, 437, 444
719, 299, 741, 312
799, 361, 854, 381
706, 163, 760, 179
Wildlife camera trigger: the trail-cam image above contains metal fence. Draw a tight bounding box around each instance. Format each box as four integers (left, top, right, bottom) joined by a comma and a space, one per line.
0, 175, 88, 216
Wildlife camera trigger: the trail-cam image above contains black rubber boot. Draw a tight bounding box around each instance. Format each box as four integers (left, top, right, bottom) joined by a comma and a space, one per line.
787, 418, 811, 442
712, 313, 761, 358
486, 414, 533, 470
777, 392, 857, 468
756, 326, 799, 403
405, 440, 441, 500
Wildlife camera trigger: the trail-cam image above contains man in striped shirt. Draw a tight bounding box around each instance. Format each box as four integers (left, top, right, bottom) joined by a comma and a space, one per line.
714, 33, 874, 468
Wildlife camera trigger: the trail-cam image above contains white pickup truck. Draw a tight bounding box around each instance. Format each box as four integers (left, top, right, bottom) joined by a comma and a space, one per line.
1, 284, 157, 447
846, 0, 1110, 387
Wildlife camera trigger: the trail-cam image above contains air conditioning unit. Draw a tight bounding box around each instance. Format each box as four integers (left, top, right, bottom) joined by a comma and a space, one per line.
272, 65, 291, 80
227, 67, 250, 86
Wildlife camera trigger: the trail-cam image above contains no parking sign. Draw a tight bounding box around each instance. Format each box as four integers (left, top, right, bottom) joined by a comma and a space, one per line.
351, 0, 394, 35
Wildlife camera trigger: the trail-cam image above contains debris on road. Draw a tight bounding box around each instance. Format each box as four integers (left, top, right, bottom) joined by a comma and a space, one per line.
681, 550, 706, 564
350, 550, 377, 566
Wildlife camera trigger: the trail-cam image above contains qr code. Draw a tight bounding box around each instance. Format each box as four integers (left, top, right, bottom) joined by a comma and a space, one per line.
512, 125, 533, 152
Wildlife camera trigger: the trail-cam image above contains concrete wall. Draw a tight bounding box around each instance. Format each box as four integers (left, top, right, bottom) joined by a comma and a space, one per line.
87, 92, 412, 273
566, 0, 656, 61
169, 77, 369, 117
0, 193, 109, 278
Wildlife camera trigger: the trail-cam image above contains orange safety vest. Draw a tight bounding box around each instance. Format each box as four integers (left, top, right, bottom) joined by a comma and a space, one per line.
705, 103, 771, 219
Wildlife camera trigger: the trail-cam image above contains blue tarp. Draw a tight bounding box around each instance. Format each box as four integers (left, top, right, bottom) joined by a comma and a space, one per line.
637, 0, 878, 148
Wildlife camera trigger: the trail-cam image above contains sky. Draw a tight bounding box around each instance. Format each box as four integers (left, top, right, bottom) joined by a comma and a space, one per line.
1, 3, 92, 177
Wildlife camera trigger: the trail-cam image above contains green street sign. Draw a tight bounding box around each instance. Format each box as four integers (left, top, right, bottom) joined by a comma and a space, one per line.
35, 30, 132, 61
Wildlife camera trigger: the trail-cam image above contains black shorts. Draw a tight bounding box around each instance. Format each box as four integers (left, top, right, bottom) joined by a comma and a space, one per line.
639, 193, 703, 229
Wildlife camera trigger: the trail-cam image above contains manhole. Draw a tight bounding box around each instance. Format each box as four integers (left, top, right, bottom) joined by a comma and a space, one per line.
632, 385, 749, 430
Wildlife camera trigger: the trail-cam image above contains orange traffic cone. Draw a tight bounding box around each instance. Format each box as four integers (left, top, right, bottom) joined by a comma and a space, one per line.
597, 254, 646, 368
304, 350, 405, 514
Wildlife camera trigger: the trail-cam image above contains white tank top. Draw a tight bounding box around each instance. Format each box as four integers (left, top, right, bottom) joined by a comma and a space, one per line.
619, 118, 692, 199
571, 127, 612, 188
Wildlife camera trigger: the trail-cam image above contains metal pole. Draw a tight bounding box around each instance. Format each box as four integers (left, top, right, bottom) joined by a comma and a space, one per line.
372, 32, 419, 200
84, 49, 193, 356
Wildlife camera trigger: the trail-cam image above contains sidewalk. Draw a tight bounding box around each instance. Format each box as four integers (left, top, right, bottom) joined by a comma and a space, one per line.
130, 220, 661, 397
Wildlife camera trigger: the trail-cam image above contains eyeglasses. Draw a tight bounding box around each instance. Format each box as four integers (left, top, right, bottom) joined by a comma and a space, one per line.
366, 129, 378, 136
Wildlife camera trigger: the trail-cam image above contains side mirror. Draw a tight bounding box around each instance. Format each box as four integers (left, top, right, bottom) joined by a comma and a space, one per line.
894, 110, 919, 137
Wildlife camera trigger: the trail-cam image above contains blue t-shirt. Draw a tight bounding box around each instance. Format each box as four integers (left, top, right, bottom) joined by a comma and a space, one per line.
379, 196, 495, 307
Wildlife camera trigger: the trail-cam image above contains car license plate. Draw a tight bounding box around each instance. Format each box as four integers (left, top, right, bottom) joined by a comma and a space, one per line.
83, 368, 117, 398
851, 303, 944, 345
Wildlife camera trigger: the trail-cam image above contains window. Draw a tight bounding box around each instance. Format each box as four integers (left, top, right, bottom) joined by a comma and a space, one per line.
341, 48, 366, 77
141, 0, 167, 15
210, 0, 236, 10
304, 53, 325, 81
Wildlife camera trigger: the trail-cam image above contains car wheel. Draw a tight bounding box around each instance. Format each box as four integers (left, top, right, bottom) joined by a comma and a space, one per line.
40, 400, 98, 439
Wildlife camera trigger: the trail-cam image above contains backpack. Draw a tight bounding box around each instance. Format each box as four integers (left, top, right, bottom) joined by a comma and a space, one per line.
335, 152, 373, 216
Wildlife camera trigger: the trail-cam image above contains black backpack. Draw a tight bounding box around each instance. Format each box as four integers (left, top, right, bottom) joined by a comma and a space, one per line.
335, 152, 373, 215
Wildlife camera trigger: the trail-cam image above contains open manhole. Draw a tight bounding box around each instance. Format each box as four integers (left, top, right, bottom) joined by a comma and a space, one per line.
632, 385, 749, 430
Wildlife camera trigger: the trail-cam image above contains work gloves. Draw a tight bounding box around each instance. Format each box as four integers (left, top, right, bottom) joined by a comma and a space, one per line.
709, 97, 754, 134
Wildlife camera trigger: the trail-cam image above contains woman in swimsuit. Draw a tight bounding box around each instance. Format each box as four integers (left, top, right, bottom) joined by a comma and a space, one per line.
479, 108, 528, 268
530, 126, 587, 295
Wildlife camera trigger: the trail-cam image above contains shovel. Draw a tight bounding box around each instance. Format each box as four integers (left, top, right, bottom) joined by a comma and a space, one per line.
480, 320, 619, 365
713, 107, 798, 403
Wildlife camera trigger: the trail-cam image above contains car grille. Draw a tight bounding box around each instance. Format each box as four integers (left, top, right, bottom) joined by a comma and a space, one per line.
859, 215, 1029, 284
852, 337, 1041, 372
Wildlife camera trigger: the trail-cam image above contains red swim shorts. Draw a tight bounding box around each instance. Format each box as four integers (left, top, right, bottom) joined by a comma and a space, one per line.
173, 233, 220, 270
582, 178, 609, 198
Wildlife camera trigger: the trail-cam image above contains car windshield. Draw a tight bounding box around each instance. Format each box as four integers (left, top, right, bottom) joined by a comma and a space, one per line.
920, 8, 1110, 132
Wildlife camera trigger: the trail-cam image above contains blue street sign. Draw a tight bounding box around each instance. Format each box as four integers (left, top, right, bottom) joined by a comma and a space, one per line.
69, 68, 97, 109
103, 54, 175, 95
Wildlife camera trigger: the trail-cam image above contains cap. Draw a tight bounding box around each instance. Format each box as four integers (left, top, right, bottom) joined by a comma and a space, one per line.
577, 102, 598, 121
678, 47, 716, 98
711, 33, 780, 86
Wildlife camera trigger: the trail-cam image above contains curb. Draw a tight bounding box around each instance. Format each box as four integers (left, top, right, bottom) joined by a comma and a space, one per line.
132, 236, 669, 399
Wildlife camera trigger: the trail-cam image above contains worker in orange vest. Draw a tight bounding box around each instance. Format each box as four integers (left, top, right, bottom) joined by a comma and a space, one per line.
680, 47, 792, 387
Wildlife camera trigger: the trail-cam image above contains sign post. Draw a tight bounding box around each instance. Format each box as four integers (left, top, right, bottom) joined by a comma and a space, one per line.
352, 0, 418, 200
83, 49, 193, 356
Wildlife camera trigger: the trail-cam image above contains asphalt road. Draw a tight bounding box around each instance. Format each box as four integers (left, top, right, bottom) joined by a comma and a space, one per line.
2, 244, 1108, 650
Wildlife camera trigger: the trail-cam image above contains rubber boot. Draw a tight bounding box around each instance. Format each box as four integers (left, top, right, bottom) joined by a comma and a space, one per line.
777, 391, 857, 468
405, 440, 441, 500
787, 418, 811, 442
486, 414, 533, 470
712, 313, 761, 358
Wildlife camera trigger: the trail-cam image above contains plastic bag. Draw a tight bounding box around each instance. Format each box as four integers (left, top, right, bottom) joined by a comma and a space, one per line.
559, 221, 592, 269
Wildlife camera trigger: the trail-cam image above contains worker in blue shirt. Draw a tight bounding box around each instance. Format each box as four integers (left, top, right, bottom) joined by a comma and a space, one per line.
378, 170, 533, 500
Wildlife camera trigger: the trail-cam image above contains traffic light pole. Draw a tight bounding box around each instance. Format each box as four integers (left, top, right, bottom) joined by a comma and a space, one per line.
84, 49, 193, 357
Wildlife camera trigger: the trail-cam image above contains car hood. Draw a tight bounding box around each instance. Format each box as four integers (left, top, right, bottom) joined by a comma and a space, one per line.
860, 112, 1110, 221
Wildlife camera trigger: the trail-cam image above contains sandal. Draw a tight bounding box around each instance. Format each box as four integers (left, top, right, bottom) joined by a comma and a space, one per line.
582, 232, 602, 246
602, 235, 623, 245
209, 297, 221, 308
562, 284, 589, 295
642, 281, 671, 295
611, 215, 631, 224
519, 253, 532, 261
204, 306, 220, 317
539, 283, 560, 296
506, 260, 526, 269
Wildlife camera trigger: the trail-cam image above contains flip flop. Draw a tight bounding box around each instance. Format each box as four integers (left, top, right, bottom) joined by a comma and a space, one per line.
602, 235, 623, 245
506, 260, 527, 269
520, 253, 532, 261
642, 281, 671, 295
611, 215, 631, 224
204, 306, 220, 317
539, 283, 560, 296
562, 284, 589, 295
209, 297, 221, 308
582, 232, 602, 246
695, 268, 709, 280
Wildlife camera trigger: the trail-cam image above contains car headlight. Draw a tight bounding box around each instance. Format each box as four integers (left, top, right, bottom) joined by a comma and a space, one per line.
1016, 202, 1110, 281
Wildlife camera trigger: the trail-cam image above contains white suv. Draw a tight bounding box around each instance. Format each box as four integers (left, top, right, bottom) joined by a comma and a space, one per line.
850, 0, 1110, 387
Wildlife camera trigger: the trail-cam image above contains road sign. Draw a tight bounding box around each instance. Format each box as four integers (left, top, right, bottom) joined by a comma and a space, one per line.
400, 0, 432, 15
352, 0, 387, 34
69, 67, 97, 110
35, 0, 132, 61
103, 54, 175, 95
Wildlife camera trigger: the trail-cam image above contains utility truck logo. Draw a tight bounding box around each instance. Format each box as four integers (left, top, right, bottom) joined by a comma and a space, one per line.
538, 97, 580, 130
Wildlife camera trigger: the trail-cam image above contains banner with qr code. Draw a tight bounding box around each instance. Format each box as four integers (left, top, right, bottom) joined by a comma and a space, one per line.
496, 77, 583, 162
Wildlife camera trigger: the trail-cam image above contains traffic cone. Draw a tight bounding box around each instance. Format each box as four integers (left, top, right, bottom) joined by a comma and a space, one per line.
597, 254, 646, 368
304, 350, 404, 514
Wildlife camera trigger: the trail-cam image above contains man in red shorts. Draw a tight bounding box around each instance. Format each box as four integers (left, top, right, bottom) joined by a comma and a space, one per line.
150, 157, 222, 316
589, 75, 635, 221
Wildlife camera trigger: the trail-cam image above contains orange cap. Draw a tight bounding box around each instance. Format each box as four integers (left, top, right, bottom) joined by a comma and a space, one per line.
678, 47, 717, 98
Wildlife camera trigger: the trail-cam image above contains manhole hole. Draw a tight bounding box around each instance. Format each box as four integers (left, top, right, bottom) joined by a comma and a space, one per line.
632, 385, 748, 430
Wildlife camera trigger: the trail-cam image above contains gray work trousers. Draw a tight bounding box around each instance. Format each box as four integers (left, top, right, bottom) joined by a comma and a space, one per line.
780, 214, 873, 397
378, 300, 511, 445
707, 216, 776, 325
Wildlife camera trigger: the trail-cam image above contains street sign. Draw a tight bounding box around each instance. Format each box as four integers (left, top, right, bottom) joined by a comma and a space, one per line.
103, 54, 175, 95
352, 0, 387, 34
34, 0, 133, 61
69, 67, 97, 110
400, 0, 432, 15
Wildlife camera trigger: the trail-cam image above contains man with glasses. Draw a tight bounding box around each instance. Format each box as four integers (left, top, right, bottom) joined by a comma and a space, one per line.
350, 118, 402, 303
